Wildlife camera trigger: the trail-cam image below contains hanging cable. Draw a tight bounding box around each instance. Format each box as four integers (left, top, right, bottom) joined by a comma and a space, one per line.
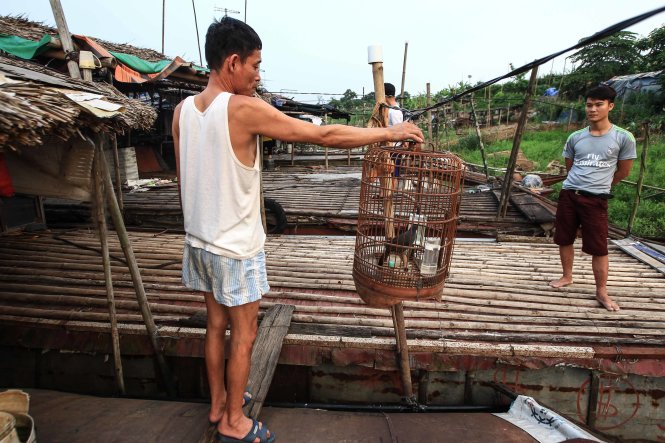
406, 6, 665, 119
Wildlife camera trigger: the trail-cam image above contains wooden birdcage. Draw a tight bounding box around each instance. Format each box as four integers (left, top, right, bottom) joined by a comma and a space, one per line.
352, 146, 464, 307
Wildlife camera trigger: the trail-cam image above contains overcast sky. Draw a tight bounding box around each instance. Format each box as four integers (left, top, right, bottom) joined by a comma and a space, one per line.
3, 1, 665, 102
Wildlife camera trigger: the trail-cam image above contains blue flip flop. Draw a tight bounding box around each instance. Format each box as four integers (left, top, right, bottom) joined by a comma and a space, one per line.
215, 418, 275, 443
208, 392, 253, 425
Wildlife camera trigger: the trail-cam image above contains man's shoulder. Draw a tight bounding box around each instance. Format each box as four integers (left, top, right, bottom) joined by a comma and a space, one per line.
228, 93, 269, 111
566, 126, 588, 143
611, 125, 636, 144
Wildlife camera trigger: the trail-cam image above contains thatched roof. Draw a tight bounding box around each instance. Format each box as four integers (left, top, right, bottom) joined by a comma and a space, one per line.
0, 54, 156, 151
0, 15, 166, 61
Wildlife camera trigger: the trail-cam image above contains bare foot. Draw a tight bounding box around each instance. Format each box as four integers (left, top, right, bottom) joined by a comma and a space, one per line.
549, 276, 573, 288
596, 290, 620, 312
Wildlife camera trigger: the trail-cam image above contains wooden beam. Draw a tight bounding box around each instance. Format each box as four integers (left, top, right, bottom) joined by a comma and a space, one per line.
626, 123, 649, 236
426, 82, 432, 146
92, 147, 125, 395
497, 66, 538, 218
96, 136, 177, 397
110, 134, 124, 214
400, 42, 408, 106
391, 303, 416, 404
48, 0, 81, 79
470, 97, 489, 180
586, 371, 600, 427
246, 304, 295, 418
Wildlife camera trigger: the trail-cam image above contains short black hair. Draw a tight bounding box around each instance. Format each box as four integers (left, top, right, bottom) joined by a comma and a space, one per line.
384, 82, 396, 97
205, 17, 262, 71
585, 84, 617, 103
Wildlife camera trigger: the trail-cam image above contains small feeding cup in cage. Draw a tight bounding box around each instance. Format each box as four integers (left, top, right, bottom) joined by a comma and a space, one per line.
352, 146, 464, 307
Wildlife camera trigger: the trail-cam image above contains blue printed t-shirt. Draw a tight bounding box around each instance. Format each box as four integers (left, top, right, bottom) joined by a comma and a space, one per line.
561, 125, 636, 195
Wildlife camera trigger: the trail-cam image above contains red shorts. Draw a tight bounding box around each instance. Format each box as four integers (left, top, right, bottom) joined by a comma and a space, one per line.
553, 189, 608, 256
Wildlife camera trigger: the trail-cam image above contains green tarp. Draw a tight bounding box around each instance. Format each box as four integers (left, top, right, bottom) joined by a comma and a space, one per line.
109, 51, 171, 74
0, 34, 52, 60
110, 51, 209, 74
0, 32, 210, 76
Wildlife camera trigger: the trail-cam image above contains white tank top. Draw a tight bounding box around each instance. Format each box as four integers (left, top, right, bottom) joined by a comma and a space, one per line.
179, 92, 265, 259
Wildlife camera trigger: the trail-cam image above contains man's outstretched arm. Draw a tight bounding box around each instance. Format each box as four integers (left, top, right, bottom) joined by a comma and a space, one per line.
231, 95, 424, 148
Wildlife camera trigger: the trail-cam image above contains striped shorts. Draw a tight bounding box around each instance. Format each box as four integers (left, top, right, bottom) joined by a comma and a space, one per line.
182, 243, 270, 307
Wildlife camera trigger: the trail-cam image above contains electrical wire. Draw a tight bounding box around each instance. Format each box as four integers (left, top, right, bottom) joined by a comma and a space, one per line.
406, 6, 665, 119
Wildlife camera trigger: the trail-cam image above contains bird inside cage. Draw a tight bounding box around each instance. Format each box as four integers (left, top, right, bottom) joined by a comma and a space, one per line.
377, 214, 426, 271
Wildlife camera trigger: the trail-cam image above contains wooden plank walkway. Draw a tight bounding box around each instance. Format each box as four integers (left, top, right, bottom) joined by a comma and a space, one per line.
0, 230, 663, 349
24, 389, 536, 443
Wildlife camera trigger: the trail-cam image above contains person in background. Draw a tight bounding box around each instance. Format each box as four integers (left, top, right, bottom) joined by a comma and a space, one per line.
173, 17, 423, 443
549, 84, 636, 312
384, 82, 403, 126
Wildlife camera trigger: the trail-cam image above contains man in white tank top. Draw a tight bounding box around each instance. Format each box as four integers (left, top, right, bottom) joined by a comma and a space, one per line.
173, 17, 423, 443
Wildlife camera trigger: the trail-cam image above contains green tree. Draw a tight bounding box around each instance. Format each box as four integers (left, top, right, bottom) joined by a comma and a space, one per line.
561, 31, 642, 99
638, 25, 665, 72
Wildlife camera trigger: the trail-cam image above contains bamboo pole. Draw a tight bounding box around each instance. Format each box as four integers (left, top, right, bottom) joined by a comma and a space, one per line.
497, 66, 539, 218
92, 148, 126, 395
487, 86, 492, 127
162, 0, 166, 54
426, 83, 432, 146
368, 46, 414, 405
110, 134, 124, 214
626, 123, 649, 236
96, 137, 177, 397
469, 97, 489, 181
48, 0, 81, 79
391, 303, 415, 403
260, 136, 267, 234
371, 63, 386, 105
400, 42, 408, 105
567, 105, 574, 131
192, 0, 203, 66
324, 114, 329, 170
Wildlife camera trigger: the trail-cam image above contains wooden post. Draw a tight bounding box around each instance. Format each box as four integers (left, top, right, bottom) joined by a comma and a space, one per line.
92, 147, 125, 395
259, 136, 267, 234
400, 42, 408, 105
192, 0, 203, 66
369, 47, 386, 105
290, 143, 295, 166
586, 371, 600, 427
426, 83, 432, 146
97, 137, 177, 397
567, 104, 574, 131
487, 86, 492, 127
391, 303, 415, 404
49, 0, 81, 79
368, 45, 413, 405
497, 66, 539, 219
626, 123, 649, 236
470, 98, 489, 181
111, 134, 124, 214
162, 0, 166, 54
81, 65, 93, 82
324, 114, 329, 170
